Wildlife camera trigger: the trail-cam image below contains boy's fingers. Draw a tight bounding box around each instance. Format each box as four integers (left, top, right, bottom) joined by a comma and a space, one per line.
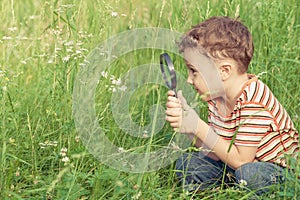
167, 96, 179, 103
165, 108, 181, 117
166, 101, 181, 108
165, 115, 181, 122
170, 122, 180, 128
177, 90, 189, 110
166, 117, 179, 123
167, 90, 176, 96
166, 116, 181, 127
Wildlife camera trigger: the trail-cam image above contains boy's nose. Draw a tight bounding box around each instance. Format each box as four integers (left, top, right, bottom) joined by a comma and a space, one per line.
187, 76, 193, 85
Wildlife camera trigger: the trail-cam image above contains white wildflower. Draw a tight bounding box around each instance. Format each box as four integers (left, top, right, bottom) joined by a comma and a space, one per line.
270, 174, 277, 183
111, 11, 118, 17
12, 72, 23, 78
269, 194, 275, 199
0, 70, 5, 77
62, 55, 70, 62
60, 147, 68, 157
55, 7, 63, 14
121, 13, 127, 17
66, 48, 73, 53
75, 135, 80, 143
18, 36, 28, 40
76, 41, 84, 46
39, 140, 58, 149
170, 141, 181, 150
143, 130, 148, 138
101, 71, 108, 78
75, 50, 82, 54
257, 71, 267, 78
116, 180, 124, 187
52, 28, 62, 35
118, 85, 127, 91
39, 143, 46, 149
118, 147, 125, 153
239, 179, 247, 187
9, 138, 15, 143
80, 48, 88, 52
112, 78, 122, 86
64, 40, 74, 46
2, 36, 12, 40
62, 156, 70, 163
8, 27, 17, 32
55, 47, 62, 52
110, 75, 116, 80
131, 191, 142, 199
61, 4, 75, 9
29, 15, 37, 20
83, 59, 90, 64
48, 59, 54, 64
15, 168, 20, 177
51, 141, 58, 147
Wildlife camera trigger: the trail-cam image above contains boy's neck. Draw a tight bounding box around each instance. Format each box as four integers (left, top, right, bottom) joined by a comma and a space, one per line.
216, 73, 249, 115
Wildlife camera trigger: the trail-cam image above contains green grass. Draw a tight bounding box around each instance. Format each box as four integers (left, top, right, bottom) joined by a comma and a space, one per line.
0, 0, 299, 199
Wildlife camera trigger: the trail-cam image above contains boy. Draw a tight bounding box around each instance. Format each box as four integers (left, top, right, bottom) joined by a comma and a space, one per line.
165, 16, 299, 194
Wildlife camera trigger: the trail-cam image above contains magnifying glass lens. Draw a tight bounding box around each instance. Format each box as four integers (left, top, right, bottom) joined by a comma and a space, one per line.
160, 53, 177, 96
162, 61, 173, 87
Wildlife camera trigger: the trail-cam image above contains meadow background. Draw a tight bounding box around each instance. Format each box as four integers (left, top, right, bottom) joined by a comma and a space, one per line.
1, 0, 299, 199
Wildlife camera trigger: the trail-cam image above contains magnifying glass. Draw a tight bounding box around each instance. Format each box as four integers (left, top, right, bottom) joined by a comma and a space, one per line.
160, 53, 177, 97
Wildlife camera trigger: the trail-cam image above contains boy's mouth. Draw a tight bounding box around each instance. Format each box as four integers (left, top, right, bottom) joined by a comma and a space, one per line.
196, 89, 202, 95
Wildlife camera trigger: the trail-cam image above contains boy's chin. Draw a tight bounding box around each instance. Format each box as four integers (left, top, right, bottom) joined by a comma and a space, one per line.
201, 96, 212, 102
200, 93, 220, 102
198, 93, 212, 102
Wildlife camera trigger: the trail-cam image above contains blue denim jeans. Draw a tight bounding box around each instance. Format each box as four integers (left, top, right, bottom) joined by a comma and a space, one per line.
176, 151, 285, 194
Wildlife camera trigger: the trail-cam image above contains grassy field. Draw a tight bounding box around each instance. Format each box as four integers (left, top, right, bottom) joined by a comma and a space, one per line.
1, 0, 299, 199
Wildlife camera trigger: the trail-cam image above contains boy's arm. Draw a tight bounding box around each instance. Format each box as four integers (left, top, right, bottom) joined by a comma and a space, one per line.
166, 91, 220, 160
195, 120, 257, 169
186, 133, 220, 161
166, 91, 257, 169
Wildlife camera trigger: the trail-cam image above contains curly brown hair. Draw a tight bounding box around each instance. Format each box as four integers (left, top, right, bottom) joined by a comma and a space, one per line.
179, 16, 254, 73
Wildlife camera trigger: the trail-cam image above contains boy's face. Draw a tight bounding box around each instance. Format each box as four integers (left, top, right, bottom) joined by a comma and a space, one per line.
183, 48, 225, 101
185, 62, 210, 101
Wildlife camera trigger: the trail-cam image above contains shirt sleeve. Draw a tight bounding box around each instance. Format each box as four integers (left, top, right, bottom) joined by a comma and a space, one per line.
235, 103, 274, 146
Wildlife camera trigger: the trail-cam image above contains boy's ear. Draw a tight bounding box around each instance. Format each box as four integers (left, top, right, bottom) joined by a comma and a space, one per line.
219, 64, 231, 80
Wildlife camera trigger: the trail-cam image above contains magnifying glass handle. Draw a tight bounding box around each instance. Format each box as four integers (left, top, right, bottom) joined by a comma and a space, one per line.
172, 90, 177, 98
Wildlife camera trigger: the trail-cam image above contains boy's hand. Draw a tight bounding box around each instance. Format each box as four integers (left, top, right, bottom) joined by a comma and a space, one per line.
166, 90, 200, 134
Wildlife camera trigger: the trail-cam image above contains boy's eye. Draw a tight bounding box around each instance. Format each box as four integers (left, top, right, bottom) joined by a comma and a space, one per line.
186, 64, 197, 74
190, 68, 196, 73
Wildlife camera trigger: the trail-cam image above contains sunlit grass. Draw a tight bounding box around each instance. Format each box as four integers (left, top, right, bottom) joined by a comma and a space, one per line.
0, 0, 299, 199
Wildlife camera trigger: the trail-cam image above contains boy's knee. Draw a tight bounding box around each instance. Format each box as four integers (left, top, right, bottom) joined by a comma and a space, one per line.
175, 153, 227, 191
235, 162, 255, 183
235, 162, 284, 193
175, 153, 199, 178
175, 153, 203, 190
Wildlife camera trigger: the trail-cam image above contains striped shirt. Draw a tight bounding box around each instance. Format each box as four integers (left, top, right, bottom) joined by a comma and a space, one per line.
208, 74, 299, 167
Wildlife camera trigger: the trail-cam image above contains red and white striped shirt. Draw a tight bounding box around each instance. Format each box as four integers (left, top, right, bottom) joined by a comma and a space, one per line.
208, 74, 299, 167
